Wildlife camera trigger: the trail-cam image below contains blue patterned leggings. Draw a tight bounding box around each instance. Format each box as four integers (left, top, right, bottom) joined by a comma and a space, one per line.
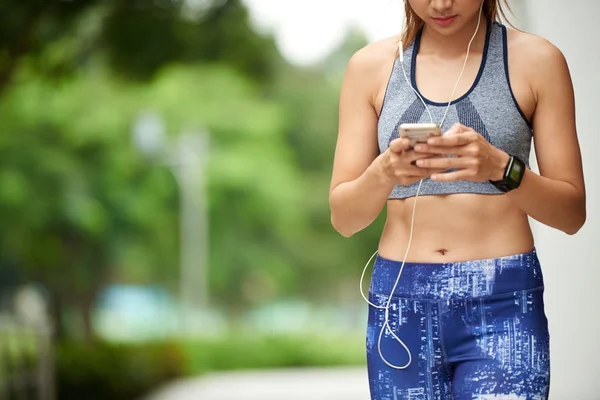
366, 249, 550, 399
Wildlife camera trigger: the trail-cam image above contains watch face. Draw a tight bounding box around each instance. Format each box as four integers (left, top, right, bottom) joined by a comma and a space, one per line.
509, 162, 523, 182
490, 156, 525, 192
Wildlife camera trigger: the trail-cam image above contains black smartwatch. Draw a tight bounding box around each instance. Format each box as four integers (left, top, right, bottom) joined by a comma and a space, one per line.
490, 155, 526, 193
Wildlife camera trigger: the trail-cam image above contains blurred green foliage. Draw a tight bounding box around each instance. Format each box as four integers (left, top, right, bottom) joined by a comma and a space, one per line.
56, 340, 185, 400
55, 333, 364, 400
181, 333, 365, 374
0, 325, 39, 398
0, 1, 387, 399
0, 0, 280, 91
0, 0, 384, 343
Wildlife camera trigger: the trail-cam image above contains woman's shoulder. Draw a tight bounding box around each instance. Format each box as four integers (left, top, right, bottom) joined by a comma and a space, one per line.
345, 34, 401, 77
342, 34, 402, 110
505, 27, 568, 73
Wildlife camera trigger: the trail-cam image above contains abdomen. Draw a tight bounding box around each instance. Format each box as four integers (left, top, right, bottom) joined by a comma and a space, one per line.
379, 193, 534, 263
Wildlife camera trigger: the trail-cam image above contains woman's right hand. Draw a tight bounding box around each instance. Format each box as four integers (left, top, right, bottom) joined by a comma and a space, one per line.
378, 138, 445, 186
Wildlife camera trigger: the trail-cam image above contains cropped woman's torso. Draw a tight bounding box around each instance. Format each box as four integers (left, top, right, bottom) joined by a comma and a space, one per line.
372, 21, 537, 262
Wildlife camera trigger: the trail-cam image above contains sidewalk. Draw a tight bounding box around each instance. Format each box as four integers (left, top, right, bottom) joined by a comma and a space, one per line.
145, 367, 370, 400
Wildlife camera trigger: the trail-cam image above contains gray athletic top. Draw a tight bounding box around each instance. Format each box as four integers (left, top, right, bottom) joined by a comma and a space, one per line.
378, 21, 532, 199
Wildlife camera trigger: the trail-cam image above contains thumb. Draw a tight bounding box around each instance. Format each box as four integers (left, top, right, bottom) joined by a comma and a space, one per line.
445, 123, 468, 136
389, 138, 408, 153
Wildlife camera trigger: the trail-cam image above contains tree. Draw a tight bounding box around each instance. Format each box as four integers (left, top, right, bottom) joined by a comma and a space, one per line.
0, 61, 311, 337
0, 0, 101, 96
0, 0, 286, 340
0, 1, 383, 340
0, 0, 280, 97
0, 71, 178, 339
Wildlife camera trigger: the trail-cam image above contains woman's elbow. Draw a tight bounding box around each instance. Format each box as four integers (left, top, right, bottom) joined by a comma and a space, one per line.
563, 197, 586, 235
565, 209, 586, 235
331, 213, 355, 238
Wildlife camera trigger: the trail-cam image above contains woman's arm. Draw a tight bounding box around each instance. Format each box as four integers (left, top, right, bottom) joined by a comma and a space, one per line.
329, 43, 441, 237
504, 39, 586, 234
414, 38, 586, 235
329, 47, 394, 238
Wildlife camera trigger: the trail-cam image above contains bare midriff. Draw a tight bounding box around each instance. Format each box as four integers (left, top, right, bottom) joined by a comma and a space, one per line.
378, 193, 534, 263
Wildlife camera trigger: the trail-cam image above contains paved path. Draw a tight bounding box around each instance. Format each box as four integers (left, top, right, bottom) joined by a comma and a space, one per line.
145, 367, 370, 400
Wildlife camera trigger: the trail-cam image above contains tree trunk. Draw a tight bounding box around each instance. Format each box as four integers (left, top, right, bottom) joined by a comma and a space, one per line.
49, 293, 64, 341
80, 295, 96, 342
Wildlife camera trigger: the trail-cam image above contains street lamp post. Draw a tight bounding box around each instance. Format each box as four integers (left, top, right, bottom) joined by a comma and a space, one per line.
171, 132, 210, 334
132, 112, 210, 335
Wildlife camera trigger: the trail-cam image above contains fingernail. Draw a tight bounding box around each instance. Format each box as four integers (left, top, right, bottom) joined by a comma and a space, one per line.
416, 159, 424, 167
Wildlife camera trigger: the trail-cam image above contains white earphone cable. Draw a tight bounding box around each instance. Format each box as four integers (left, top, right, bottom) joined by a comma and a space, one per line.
359, 2, 484, 370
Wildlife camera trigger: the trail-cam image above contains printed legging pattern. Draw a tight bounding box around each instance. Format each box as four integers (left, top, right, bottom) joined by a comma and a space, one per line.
366, 249, 550, 400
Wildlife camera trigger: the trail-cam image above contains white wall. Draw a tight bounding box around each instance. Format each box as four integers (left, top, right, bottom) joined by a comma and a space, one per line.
515, 1, 600, 399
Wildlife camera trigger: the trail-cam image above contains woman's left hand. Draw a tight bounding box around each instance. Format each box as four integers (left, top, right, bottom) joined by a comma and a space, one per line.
413, 123, 510, 182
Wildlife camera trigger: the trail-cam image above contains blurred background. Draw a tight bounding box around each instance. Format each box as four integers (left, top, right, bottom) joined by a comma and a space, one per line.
0, 1, 597, 400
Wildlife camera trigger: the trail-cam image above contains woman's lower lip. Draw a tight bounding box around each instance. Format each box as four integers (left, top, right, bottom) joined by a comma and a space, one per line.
432, 16, 458, 26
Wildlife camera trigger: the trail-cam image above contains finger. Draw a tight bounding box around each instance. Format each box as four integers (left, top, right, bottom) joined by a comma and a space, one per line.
415, 156, 465, 170
412, 144, 441, 155
404, 169, 449, 182
427, 132, 476, 147
406, 149, 439, 160
408, 167, 447, 178
413, 151, 439, 158
413, 144, 464, 156
409, 154, 447, 167
430, 170, 472, 182
404, 164, 445, 177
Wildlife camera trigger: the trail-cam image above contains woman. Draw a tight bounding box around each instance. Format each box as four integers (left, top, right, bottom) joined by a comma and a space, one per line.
329, 0, 585, 398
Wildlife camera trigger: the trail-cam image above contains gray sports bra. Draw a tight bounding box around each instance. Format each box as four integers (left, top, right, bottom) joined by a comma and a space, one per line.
378, 21, 532, 199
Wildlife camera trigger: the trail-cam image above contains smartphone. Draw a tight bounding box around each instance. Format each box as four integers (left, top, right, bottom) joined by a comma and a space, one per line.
398, 123, 442, 149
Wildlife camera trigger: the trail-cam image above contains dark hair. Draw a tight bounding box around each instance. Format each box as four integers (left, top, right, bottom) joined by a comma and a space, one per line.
401, 0, 516, 50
